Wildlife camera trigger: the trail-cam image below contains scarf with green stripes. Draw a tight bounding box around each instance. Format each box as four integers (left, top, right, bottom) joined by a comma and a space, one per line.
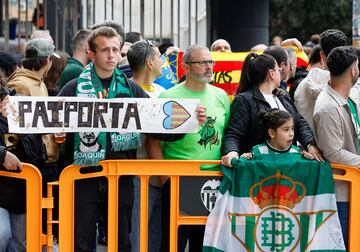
74, 62, 140, 166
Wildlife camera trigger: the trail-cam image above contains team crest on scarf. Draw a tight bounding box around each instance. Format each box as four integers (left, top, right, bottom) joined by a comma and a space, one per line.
198, 116, 219, 149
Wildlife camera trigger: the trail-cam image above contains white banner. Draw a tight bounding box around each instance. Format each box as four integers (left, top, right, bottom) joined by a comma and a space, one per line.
7, 96, 200, 134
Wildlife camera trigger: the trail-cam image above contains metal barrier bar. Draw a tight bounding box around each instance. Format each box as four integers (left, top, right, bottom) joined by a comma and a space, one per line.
129, 0, 132, 32
17, 0, 20, 49
0, 163, 44, 252
36, 0, 40, 30
332, 163, 360, 251
46, 181, 59, 252
188, 0, 191, 45
153, 0, 155, 39
160, 0, 163, 43
139, 175, 149, 252
57, 160, 360, 252
140, 0, 144, 37
44, 0, 47, 30
122, 0, 125, 29
107, 169, 119, 251
171, 0, 174, 42
177, 0, 180, 46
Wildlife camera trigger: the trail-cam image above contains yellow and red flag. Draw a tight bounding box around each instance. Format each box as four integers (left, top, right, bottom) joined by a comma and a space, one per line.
161, 49, 309, 98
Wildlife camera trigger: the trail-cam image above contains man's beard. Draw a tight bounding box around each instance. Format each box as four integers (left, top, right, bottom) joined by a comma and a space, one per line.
193, 71, 213, 84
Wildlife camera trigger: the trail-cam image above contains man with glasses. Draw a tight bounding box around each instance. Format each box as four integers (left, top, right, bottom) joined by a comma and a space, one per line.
147, 44, 230, 251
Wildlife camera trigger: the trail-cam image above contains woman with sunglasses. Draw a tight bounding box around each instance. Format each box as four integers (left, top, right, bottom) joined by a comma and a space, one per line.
221, 53, 324, 166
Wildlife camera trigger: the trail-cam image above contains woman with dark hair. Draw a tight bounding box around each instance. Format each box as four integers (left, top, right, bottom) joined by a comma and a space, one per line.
221, 52, 323, 166
44, 50, 69, 96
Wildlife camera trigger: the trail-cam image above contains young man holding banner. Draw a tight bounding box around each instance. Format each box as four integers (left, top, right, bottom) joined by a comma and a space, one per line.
58, 26, 149, 252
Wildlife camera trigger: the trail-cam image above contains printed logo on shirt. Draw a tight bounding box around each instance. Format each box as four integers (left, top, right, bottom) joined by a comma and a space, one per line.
198, 116, 219, 149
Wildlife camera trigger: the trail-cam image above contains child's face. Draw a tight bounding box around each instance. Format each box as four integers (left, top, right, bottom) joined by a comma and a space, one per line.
269, 118, 294, 150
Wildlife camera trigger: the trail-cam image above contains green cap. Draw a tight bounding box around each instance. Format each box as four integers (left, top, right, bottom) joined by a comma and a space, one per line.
25, 38, 60, 59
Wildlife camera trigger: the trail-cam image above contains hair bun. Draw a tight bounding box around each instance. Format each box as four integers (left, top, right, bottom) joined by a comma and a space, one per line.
258, 110, 268, 120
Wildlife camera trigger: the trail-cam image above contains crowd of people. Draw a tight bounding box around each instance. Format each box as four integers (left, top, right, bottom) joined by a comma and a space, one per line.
0, 21, 357, 252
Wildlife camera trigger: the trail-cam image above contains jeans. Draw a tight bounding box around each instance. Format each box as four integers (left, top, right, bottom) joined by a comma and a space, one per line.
337, 202, 349, 249
0, 207, 26, 252
130, 177, 162, 252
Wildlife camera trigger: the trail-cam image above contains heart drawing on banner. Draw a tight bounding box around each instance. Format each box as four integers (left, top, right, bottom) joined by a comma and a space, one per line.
162, 100, 191, 130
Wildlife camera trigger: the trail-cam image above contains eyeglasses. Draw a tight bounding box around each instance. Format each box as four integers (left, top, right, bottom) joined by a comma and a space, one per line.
185, 60, 215, 67
144, 40, 159, 64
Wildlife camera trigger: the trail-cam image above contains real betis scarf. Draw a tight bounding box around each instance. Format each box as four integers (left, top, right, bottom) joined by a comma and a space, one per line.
74, 62, 140, 166
203, 154, 346, 252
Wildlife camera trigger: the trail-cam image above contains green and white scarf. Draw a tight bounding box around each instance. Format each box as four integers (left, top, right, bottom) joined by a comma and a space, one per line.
74, 62, 141, 166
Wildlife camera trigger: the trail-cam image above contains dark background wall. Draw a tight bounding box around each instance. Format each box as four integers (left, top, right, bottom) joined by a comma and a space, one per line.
209, 0, 269, 51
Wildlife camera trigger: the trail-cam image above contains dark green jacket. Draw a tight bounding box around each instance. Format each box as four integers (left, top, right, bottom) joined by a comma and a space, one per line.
59, 57, 84, 88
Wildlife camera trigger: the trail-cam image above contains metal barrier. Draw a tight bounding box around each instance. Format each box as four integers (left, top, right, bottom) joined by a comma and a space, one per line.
56, 160, 360, 252
0, 163, 47, 252
0, 161, 356, 251
332, 163, 360, 251
58, 160, 221, 251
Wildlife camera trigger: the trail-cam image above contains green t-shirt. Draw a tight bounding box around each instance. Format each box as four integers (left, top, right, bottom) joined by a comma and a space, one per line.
59, 57, 84, 88
159, 83, 230, 170
348, 98, 360, 153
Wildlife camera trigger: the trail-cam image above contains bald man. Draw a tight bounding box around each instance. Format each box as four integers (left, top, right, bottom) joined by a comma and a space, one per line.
210, 39, 231, 52
250, 43, 268, 52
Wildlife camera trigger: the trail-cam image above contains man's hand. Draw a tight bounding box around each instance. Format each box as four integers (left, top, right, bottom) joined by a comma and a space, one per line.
221, 151, 239, 167
0, 95, 9, 117
281, 38, 303, 51
196, 106, 207, 125
307, 145, 325, 162
165, 46, 180, 55
3, 151, 22, 171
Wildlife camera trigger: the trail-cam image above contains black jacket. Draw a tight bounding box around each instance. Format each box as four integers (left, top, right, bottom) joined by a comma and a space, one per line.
222, 87, 315, 155
0, 115, 47, 213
